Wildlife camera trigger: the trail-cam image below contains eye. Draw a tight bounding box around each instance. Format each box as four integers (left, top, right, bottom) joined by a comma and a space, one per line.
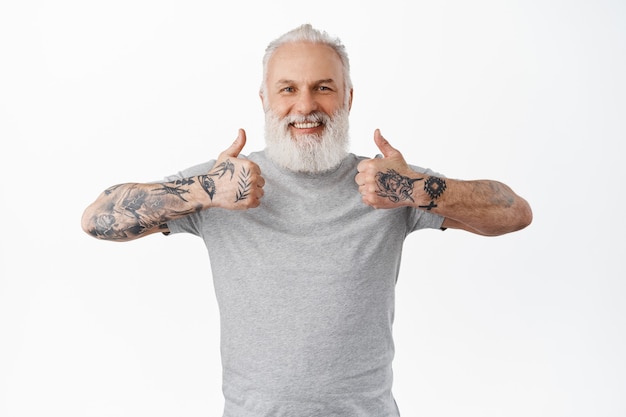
318, 85, 332, 91
280, 86, 295, 93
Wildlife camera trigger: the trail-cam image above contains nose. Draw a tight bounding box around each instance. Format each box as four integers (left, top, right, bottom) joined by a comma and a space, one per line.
293, 90, 319, 115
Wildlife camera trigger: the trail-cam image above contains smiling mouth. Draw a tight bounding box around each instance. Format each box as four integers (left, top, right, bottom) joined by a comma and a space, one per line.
291, 121, 322, 129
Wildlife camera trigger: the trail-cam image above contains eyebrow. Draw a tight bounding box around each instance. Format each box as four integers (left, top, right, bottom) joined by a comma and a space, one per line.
275, 78, 338, 86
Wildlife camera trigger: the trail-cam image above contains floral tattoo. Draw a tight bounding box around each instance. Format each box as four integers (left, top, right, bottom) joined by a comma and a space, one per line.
375, 170, 447, 210
234, 167, 252, 202
375, 169, 423, 203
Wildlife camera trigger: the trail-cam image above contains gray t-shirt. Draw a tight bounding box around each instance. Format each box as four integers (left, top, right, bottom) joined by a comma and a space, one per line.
166, 151, 444, 417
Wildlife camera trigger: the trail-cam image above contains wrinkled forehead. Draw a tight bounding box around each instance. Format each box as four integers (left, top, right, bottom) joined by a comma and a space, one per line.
266, 41, 345, 86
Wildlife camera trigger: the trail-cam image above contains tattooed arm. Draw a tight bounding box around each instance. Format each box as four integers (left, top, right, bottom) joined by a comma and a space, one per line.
355, 130, 532, 236
81, 129, 264, 242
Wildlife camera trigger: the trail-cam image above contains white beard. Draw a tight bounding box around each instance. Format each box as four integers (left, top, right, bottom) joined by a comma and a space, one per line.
264, 107, 350, 174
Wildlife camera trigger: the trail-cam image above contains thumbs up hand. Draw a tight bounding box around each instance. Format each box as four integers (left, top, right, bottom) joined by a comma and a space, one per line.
355, 129, 423, 209
207, 129, 265, 210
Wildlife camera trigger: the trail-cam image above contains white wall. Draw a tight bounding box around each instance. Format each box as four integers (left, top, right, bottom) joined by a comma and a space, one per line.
1, 1, 624, 416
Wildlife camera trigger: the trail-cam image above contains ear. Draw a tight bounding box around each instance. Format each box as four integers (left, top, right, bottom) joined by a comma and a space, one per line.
348, 88, 354, 111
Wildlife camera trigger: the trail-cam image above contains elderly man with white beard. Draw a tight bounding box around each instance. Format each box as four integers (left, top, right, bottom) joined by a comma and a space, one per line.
82, 23, 532, 417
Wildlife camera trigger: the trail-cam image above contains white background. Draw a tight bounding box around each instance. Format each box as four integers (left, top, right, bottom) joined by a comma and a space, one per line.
1, 1, 625, 416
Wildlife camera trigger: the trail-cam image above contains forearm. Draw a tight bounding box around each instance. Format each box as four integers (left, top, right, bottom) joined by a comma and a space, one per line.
416, 177, 532, 236
81, 131, 264, 242
355, 131, 532, 236
81, 177, 212, 241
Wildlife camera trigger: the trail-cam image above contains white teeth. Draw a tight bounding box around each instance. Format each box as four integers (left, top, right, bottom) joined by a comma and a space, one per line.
293, 122, 321, 129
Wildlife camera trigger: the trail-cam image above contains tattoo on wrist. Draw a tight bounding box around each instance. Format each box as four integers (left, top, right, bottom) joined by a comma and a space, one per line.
418, 176, 446, 210
418, 201, 438, 210
375, 169, 423, 203
152, 183, 191, 202
424, 176, 446, 199
235, 167, 251, 202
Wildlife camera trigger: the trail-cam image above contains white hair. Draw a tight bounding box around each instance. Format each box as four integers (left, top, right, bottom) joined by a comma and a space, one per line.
260, 23, 353, 106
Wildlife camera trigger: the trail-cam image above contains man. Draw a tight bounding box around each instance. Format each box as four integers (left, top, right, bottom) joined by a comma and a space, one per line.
82, 23, 532, 417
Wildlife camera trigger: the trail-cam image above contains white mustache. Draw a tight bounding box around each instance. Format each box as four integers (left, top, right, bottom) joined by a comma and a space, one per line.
264, 108, 350, 173
283, 112, 329, 125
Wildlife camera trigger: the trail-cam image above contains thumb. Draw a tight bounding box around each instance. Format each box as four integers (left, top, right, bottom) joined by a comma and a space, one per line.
373, 129, 398, 158
223, 128, 247, 157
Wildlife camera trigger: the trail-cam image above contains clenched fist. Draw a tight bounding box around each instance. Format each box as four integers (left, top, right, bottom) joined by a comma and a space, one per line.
205, 129, 265, 210
355, 129, 424, 210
